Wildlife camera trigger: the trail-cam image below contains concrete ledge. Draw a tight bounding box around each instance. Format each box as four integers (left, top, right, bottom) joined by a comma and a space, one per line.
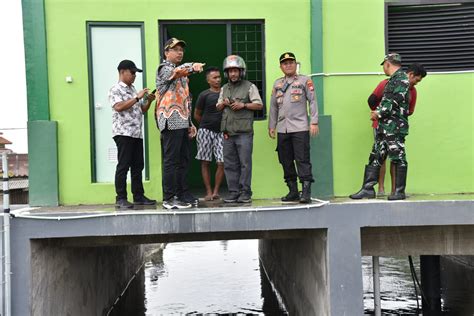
362, 225, 474, 256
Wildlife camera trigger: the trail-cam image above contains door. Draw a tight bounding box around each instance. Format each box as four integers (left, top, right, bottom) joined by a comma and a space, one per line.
159, 20, 266, 191
87, 23, 147, 183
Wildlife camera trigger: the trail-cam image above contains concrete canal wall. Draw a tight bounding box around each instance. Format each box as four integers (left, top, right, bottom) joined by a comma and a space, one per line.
259, 231, 329, 315
441, 255, 474, 314
30, 241, 143, 315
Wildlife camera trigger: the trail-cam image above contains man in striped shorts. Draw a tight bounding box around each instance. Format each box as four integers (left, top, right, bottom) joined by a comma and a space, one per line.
194, 67, 225, 201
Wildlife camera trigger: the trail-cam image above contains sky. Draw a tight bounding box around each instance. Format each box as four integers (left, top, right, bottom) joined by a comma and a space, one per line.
0, 0, 28, 153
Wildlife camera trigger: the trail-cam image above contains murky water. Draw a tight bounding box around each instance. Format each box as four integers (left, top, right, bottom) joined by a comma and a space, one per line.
363, 256, 421, 314
137, 240, 473, 315
144, 240, 287, 315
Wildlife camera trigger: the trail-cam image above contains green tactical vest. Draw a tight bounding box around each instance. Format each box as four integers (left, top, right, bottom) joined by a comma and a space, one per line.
220, 80, 254, 135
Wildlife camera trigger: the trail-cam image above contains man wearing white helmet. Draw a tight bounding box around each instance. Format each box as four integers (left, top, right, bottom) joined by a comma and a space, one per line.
216, 55, 263, 203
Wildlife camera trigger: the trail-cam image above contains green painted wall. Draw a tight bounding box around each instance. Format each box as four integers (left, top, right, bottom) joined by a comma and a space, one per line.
38, 0, 473, 204
44, 0, 312, 204
22, 0, 60, 206
310, 0, 334, 198
323, 0, 474, 196
28, 121, 59, 206
22, 0, 50, 121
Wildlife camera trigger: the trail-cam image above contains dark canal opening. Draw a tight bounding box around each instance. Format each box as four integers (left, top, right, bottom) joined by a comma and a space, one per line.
110, 241, 474, 315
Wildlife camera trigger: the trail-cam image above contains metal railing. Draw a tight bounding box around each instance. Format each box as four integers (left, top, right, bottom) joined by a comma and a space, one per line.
1, 152, 11, 316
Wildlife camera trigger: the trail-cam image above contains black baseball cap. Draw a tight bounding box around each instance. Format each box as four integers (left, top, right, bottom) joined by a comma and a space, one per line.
279, 52, 296, 63
117, 60, 142, 72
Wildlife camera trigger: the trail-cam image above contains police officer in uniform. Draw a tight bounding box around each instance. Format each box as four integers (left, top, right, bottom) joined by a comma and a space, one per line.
268, 52, 319, 203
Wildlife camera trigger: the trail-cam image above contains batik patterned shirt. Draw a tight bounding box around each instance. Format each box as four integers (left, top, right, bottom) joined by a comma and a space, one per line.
109, 81, 144, 139
155, 60, 195, 131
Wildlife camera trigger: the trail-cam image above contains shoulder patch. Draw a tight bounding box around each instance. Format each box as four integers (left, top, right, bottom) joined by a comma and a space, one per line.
306, 80, 315, 91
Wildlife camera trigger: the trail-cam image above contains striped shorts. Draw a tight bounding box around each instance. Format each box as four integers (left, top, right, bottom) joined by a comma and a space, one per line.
195, 128, 224, 162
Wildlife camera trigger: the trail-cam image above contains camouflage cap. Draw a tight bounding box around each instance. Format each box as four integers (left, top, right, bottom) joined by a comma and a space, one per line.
380, 53, 401, 65
164, 38, 186, 50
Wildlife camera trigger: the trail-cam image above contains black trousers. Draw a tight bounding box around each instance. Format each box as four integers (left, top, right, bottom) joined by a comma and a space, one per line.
161, 128, 191, 200
277, 131, 313, 183
113, 135, 144, 201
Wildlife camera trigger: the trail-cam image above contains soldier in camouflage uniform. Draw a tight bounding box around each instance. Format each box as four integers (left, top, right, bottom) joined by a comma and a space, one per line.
350, 53, 410, 201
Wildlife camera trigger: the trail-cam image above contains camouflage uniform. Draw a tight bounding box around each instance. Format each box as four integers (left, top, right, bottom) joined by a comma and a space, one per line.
369, 69, 410, 167
350, 53, 411, 201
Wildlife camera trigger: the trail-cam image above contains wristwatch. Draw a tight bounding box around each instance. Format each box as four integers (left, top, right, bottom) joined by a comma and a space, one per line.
135, 97, 139, 103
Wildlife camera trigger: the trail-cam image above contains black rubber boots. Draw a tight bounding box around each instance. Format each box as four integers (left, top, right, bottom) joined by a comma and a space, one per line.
349, 165, 380, 199
388, 165, 407, 200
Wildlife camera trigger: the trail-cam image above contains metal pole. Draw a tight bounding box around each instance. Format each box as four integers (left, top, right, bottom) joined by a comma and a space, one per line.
373, 256, 381, 316
2, 152, 11, 316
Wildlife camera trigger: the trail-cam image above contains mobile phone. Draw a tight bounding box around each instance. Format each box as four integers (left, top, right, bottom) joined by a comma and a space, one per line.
281, 81, 290, 93
151, 89, 156, 94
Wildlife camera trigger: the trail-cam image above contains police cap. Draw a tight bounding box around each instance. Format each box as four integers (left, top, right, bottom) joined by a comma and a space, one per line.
279, 52, 296, 64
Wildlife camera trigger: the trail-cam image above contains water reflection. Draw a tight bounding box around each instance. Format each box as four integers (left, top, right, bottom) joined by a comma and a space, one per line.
144, 240, 287, 315
363, 256, 474, 315
363, 256, 421, 314
132, 242, 473, 315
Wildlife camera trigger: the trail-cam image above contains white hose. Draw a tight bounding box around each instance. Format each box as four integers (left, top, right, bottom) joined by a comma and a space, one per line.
309, 69, 474, 77
10, 199, 330, 221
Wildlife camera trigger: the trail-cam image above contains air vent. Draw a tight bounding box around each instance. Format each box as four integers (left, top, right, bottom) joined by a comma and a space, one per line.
387, 2, 474, 71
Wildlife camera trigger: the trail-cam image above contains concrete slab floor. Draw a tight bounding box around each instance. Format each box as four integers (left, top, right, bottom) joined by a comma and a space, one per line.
1, 193, 472, 217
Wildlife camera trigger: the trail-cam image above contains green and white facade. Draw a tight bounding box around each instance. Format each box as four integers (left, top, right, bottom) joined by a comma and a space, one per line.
22, 0, 473, 206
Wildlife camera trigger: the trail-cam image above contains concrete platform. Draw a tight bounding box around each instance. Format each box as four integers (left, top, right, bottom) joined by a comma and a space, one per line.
7, 193, 473, 217
2, 194, 473, 315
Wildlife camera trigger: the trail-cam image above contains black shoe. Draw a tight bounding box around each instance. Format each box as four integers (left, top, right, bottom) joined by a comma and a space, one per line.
224, 192, 240, 203
282, 181, 300, 202
349, 165, 380, 199
300, 181, 312, 204
115, 199, 134, 209
237, 191, 252, 203
162, 197, 192, 210
179, 192, 199, 205
133, 195, 157, 205
388, 164, 407, 201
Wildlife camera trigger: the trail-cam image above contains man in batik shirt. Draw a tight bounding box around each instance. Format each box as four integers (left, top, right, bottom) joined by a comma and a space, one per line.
155, 38, 205, 209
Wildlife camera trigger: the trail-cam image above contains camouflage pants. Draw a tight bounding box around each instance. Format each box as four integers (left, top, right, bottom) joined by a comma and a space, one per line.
369, 134, 407, 167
